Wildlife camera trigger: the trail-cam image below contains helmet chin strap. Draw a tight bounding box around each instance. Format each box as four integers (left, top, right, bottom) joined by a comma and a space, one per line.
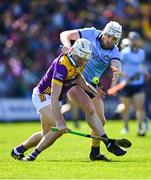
66, 53, 77, 67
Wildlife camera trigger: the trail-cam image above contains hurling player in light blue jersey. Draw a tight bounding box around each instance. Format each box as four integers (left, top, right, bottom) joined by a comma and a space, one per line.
79, 27, 121, 84
119, 32, 148, 136
60, 21, 123, 161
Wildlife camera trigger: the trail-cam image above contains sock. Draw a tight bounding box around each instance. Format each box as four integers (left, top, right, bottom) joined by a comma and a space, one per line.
125, 124, 129, 130
30, 148, 41, 159
16, 145, 27, 154
138, 122, 144, 131
90, 146, 100, 156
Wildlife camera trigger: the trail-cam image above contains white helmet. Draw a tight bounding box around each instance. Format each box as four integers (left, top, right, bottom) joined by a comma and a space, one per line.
72, 38, 92, 60
102, 21, 122, 45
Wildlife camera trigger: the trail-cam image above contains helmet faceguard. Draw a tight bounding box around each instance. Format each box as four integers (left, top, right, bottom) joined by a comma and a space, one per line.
69, 38, 92, 66
102, 21, 122, 46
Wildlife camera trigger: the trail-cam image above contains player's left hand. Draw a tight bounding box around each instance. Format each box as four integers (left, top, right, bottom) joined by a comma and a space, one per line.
111, 66, 122, 80
57, 119, 69, 133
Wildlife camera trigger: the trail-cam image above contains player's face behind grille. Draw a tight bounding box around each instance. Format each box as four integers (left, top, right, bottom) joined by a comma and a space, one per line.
101, 33, 118, 48
72, 54, 87, 67
102, 21, 122, 46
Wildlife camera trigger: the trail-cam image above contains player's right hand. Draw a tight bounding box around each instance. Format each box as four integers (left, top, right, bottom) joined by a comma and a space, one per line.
60, 45, 69, 54
57, 120, 69, 133
110, 66, 122, 81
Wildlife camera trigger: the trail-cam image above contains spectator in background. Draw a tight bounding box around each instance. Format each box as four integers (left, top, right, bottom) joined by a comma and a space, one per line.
0, 1, 151, 98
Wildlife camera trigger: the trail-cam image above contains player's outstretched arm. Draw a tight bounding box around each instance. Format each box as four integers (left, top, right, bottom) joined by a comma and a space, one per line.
51, 79, 68, 133
60, 29, 80, 48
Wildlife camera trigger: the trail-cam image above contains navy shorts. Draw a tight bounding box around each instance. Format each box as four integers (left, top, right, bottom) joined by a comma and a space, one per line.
85, 83, 98, 99
119, 84, 144, 97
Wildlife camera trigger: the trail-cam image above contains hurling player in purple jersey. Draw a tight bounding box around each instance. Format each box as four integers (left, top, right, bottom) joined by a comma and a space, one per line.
11, 38, 126, 161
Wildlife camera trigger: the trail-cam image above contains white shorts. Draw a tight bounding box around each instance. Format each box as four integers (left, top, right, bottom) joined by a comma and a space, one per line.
32, 88, 51, 113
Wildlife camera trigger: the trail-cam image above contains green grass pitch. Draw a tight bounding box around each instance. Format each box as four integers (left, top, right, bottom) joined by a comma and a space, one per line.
0, 120, 151, 179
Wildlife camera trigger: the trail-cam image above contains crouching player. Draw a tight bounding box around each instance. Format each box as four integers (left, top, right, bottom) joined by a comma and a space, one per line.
11, 38, 126, 161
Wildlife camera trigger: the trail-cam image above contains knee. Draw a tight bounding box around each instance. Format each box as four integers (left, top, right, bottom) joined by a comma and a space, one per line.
101, 118, 106, 126
96, 113, 106, 126
42, 129, 49, 136
42, 124, 56, 135
57, 131, 64, 137
84, 103, 95, 116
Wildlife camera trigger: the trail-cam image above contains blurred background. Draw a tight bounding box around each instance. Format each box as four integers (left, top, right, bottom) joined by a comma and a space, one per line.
0, 0, 151, 122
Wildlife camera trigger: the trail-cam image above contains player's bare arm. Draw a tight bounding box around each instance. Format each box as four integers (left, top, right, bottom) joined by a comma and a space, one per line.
51, 80, 68, 133
110, 59, 122, 86
60, 29, 80, 48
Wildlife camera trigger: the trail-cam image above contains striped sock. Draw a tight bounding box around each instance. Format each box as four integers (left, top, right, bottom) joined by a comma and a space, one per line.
90, 146, 100, 156
30, 149, 41, 159
16, 145, 27, 153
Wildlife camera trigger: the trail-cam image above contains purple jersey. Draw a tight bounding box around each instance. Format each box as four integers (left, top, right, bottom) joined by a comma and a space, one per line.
37, 53, 84, 100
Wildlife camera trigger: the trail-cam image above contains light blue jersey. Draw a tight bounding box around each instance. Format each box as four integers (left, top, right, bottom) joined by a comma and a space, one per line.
120, 46, 145, 85
78, 27, 121, 84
